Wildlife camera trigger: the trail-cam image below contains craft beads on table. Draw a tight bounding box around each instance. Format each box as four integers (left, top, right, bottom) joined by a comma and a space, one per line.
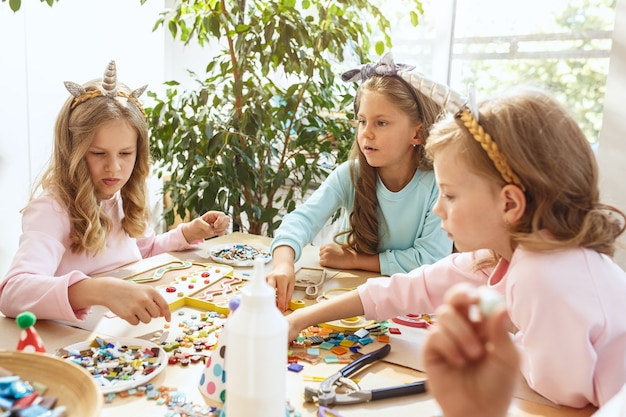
0, 371, 66, 416
59, 338, 162, 389
210, 244, 269, 262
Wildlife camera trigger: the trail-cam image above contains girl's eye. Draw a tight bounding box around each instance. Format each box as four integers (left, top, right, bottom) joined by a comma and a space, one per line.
377, 120, 388, 126
441, 193, 454, 201
90, 152, 105, 156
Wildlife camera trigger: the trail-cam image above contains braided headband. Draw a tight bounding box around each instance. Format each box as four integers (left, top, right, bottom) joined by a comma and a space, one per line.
341, 52, 424, 119
397, 69, 526, 191
64, 60, 147, 117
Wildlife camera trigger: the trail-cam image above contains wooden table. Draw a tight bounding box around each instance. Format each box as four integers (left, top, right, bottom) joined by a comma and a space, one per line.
0, 232, 598, 417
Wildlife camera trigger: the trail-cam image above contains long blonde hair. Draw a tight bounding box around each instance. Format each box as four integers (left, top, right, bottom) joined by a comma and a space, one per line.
336, 75, 443, 254
426, 88, 625, 261
37, 79, 151, 254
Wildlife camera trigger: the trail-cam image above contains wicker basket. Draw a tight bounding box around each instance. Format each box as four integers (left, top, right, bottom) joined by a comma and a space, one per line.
0, 349, 103, 417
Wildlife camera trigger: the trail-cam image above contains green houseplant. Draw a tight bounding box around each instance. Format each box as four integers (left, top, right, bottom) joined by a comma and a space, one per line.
1, 0, 57, 12
145, 0, 423, 235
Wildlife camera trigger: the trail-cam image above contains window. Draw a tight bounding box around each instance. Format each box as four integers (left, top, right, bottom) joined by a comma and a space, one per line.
383, 0, 616, 143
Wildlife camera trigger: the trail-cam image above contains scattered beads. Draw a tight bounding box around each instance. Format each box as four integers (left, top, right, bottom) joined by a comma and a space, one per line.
103, 383, 302, 417
57, 337, 164, 391
209, 244, 270, 263
0, 368, 67, 416
155, 310, 227, 368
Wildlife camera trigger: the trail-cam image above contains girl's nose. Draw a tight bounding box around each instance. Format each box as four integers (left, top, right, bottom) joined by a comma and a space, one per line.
433, 196, 444, 219
105, 156, 121, 172
360, 123, 373, 139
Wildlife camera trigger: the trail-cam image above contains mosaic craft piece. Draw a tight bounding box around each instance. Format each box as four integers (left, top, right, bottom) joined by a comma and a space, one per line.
153, 265, 245, 314
122, 260, 197, 283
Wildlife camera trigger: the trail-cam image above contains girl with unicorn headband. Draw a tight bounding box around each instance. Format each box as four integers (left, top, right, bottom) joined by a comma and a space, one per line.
286, 57, 626, 408
0, 61, 230, 325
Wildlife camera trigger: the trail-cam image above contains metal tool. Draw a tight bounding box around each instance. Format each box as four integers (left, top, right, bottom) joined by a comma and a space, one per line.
304, 344, 427, 406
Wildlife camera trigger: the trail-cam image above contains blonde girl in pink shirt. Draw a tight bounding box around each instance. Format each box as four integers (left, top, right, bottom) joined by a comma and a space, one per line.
0, 61, 230, 325
287, 76, 626, 407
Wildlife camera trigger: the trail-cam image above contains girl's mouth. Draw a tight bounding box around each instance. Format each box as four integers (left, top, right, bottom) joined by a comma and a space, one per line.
103, 178, 120, 186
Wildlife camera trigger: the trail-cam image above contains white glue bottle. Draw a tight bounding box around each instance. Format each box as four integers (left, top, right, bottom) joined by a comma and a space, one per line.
224, 257, 288, 417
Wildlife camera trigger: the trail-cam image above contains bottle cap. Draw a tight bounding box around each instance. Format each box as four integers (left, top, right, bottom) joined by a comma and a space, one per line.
246, 257, 274, 298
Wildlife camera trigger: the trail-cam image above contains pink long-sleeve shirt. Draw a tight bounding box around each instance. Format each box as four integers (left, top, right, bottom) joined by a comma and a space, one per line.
358, 248, 626, 408
0, 192, 195, 322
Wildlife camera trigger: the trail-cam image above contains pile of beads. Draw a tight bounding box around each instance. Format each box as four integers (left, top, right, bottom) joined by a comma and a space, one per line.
158, 310, 227, 367
209, 244, 269, 263
58, 337, 163, 391
105, 384, 220, 416
0, 368, 66, 417
288, 323, 391, 366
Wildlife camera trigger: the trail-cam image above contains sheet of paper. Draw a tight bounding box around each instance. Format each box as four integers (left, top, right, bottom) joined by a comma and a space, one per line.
358, 320, 558, 408
359, 321, 429, 371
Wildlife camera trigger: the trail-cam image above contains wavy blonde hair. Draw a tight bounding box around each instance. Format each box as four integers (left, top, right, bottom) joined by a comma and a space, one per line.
426, 88, 625, 267
336, 75, 443, 254
36, 79, 151, 254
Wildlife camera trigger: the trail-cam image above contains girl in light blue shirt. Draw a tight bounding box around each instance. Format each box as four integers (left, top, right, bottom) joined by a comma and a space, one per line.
267, 53, 453, 311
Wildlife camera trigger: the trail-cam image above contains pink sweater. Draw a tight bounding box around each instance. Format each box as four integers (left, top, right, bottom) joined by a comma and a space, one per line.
358, 248, 626, 408
0, 192, 195, 322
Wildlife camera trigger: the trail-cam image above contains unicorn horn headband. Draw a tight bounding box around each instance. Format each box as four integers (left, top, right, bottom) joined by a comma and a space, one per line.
404, 70, 526, 191
395, 67, 524, 190
341, 52, 524, 191
63, 60, 148, 117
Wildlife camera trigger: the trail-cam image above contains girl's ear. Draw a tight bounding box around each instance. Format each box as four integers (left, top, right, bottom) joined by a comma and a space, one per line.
501, 184, 526, 224
412, 124, 424, 146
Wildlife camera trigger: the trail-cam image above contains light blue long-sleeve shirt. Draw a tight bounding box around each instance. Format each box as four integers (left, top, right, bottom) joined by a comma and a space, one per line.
270, 161, 453, 275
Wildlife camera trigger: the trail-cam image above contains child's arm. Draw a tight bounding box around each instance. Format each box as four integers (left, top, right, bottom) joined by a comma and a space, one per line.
422, 283, 519, 417
358, 251, 491, 321
288, 251, 490, 339
138, 210, 230, 257
286, 288, 364, 341
68, 277, 171, 324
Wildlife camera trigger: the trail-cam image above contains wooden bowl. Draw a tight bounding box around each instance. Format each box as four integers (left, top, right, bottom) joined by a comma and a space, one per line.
0, 349, 103, 417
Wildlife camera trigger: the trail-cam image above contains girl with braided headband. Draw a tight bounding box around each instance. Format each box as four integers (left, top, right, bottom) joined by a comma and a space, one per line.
268, 53, 453, 312
0, 61, 230, 325
287, 75, 626, 408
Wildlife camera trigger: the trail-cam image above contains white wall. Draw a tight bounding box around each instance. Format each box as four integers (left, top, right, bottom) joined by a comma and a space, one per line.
0, 0, 166, 277
598, 0, 626, 269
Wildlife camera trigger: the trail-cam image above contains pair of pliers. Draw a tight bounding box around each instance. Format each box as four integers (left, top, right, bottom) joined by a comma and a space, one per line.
304, 344, 427, 406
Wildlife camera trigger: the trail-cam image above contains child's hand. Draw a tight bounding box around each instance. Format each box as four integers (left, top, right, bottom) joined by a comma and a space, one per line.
102, 279, 172, 325
422, 283, 519, 417
69, 277, 171, 325
265, 246, 297, 312
182, 211, 230, 243
318, 242, 356, 269
265, 261, 295, 312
